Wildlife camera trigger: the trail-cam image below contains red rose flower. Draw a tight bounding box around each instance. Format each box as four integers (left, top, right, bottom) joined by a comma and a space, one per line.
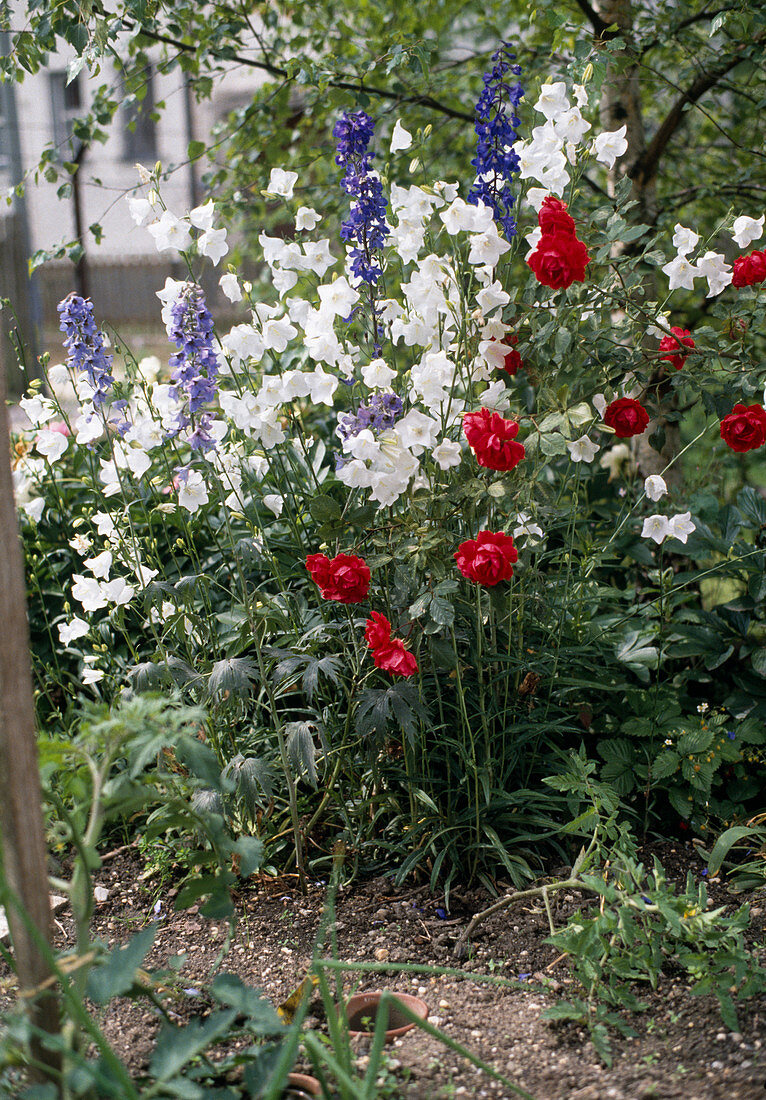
364, 613, 418, 677
306, 552, 371, 603
732, 250, 766, 288
364, 610, 391, 649
500, 333, 523, 376
463, 407, 525, 471
454, 530, 518, 587
658, 327, 695, 370
603, 397, 650, 439
538, 196, 576, 237
720, 403, 766, 453
527, 232, 590, 290
372, 639, 419, 678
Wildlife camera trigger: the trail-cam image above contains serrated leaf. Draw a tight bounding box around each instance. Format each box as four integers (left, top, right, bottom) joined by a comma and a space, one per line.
678, 729, 714, 754
651, 750, 680, 780
233, 835, 264, 878
286, 721, 318, 786
207, 657, 257, 702
86, 926, 156, 1003
149, 1010, 237, 1082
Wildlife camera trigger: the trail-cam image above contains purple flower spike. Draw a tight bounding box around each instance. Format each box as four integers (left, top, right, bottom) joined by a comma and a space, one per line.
57, 294, 115, 408
167, 283, 220, 452
333, 110, 390, 286
468, 43, 524, 239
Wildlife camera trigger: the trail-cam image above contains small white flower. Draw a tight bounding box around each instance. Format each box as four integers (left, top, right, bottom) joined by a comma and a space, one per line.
35, 429, 68, 463
22, 497, 45, 523
390, 119, 413, 153
69, 534, 91, 555
671, 224, 700, 256
92, 512, 117, 538
263, 494, 284, 517
732, 214, 764, 249
20, 395, 56, 427
361, 358, 397, 389
58, 617, 90, 645
513, 511, 544, 545
177, 470, 209, 514
593, 126, 628, 169
82, 668, 105, 685
534, 82, 570, 120
667, 511, 695, 544
102, 578, 134, 606
127, 194, 157, 226
147, 210, 193, 254
661, 254, 697, 291
317, 276, 359, 318
197, 227, 228, 265
641, 515, 671, 544
592, 393, 608, 418
295, 206, 322, 231
265, 168, 298, 199
432, 439, 462, 470
644, 475, 668, 502
72, 574, 108, 613
84, 550, 112, 580
567, 435, 599, 463
695, 251, 733, 298
189, 199, 216, 231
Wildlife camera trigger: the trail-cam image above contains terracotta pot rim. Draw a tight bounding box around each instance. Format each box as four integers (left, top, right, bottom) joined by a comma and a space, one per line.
285, 1071, 321, 1097
343, 989, 429, 1040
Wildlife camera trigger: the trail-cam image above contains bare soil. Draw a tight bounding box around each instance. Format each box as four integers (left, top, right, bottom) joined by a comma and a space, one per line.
3, 841, 766, 1099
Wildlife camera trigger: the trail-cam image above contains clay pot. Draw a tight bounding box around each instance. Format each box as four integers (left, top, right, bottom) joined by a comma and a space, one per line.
284, 1072, 321, 1098
342, 990, 429, 1041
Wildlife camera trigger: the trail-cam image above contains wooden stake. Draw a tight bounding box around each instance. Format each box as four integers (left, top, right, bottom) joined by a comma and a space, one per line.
0, 362, 61, 1083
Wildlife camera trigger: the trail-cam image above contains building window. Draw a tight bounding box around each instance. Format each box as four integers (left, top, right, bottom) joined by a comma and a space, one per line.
122, 63, 157, 163
49, 71, 83, 157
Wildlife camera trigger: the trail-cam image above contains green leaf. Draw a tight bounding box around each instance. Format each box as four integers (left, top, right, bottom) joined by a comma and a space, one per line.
678, 729, 714, 754
210, 973, 283, 1031
708, 825, 766, 876
233, 835, 264, 878
149, 1010, 238, 1083
86, 926, 157, 1003
651, 750, 680, 780
175, 735, 222, 788
187, 139, 206, 160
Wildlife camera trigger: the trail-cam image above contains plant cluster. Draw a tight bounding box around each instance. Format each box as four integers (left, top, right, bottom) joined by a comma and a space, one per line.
10, 55, 766, 895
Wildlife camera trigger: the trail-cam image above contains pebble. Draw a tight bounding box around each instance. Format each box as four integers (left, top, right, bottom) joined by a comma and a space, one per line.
374, 947, 389, 961
439, 998, 450, 1009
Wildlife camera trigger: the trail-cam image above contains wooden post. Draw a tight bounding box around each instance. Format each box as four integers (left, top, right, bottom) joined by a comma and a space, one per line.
0, 359, 61, 1082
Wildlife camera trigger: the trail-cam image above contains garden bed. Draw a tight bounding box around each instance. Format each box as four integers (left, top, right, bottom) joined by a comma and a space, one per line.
4, 843, 764, 1100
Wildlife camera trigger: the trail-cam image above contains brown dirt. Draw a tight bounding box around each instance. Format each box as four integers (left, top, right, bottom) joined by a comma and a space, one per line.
3, 841, 766, 1099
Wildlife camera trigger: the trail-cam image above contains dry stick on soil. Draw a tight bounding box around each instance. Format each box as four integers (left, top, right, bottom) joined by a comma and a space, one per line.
452, 878, 598, 959
0, 355, 62, 1083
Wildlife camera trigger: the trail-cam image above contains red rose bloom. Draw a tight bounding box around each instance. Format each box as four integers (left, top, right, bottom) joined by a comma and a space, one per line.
527, 232, 590, 290
364, 610, 391, 649
500, 333, 523, 375
306, 552, 371, 603
364, 613, 418, 677
658, 327, 695, 370
720, 403, 766, 453
538, 196, 576, 237
463, 407, 525, 471
732, 250, 766, 288
372, 639, 419, 678
454, 530, 518, 587
603, 397, 650, 439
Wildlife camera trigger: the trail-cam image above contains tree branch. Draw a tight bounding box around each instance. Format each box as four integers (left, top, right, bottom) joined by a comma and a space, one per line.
570, 0, 613, 38
122, 19, 475, 122
629, 32, 766, 189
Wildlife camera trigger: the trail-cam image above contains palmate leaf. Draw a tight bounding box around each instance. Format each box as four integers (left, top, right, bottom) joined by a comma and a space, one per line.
207, 657, 258, 702
223, 753, 275, 811
356, 682, 431, 744
285, 721, 320, 786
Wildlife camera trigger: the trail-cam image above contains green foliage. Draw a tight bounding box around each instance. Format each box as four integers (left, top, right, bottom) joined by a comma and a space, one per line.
545, 849, 766, 1065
